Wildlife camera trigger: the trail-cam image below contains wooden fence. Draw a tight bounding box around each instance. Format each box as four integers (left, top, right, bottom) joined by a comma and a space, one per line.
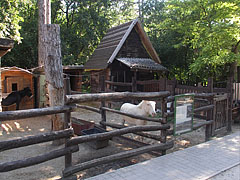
0, 79, 231, 179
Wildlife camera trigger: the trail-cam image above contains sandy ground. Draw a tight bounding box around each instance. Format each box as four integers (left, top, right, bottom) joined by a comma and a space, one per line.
0, 104, 239, 180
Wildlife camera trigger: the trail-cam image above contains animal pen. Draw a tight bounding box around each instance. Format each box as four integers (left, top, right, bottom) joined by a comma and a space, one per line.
0, 77, 231, 179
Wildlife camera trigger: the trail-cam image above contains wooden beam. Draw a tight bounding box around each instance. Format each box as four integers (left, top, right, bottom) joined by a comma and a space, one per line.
63, 141, 174, 177
0, 145, 79, 172
66, 91, 170, 104
0, 105, 76, 121
67, 125, 170, 147
76, 104, 100, 113
194, 105, 214, 113
100, 121, 163, 141
0, 128, 74, 152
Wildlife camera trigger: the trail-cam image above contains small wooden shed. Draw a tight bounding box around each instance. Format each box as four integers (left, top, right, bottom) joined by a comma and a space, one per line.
1, 67, 34, 111
63, 65, 84, 92
84, 19, 167, 92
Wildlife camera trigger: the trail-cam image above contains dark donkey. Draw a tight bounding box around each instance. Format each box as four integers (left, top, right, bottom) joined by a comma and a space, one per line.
1, 87, 32, 110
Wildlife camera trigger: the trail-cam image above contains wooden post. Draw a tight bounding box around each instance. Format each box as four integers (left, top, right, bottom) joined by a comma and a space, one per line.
227, 77, 233, 132
208, 77, 213, 93
205, 96, 213, 141
132, 71, 137, 92
64, 76, 72, 168
43, 24, 65, 145
172, 78, 176, 95
100, 76, 106, 129
160, 98, 167, 155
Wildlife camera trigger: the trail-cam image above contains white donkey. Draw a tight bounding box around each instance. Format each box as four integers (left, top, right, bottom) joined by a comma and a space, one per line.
120, 100, 157, 126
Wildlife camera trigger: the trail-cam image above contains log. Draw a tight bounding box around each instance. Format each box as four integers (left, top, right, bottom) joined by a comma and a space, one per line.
0, 128, 74, 152
100, 121, 163, 141
63, 141, 174, 177
194, 105, 214, 113
112, 136, 162, 156
66, 91, 170, 104
76, 104, 100, 113
105, 80, 132, 86
0, 145, 79, 172
101, 107, 163, 123
193, 120, 213, 130
0, 105, 76, 121
67, 125, 170, 147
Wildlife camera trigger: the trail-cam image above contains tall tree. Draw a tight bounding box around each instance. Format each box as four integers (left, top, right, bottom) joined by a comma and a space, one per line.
162, 0, 240, 80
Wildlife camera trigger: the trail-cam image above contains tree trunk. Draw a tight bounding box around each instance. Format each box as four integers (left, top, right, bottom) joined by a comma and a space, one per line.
38, 0, 46, 67
43, 24, 65, 145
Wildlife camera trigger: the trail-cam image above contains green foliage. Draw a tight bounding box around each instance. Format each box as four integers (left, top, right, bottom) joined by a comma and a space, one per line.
0, 0, 26, 42
162, 0, 240, 79
1, 0, 38, 68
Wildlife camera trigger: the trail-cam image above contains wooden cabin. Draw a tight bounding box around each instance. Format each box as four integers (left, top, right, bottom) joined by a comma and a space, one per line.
0, 38, 14, 111
84, 19, 167, 93
1, 67, 34, 111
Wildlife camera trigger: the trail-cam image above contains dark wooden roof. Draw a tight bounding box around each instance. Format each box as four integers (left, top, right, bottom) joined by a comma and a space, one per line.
84, 19, 161, 70
0, 38, 14, 57
116, 58, 168, 71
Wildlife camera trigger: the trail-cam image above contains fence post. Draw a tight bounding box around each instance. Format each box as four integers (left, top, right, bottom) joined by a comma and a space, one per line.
227, 77, 233, 132
205, 96, 213, 141
172, 78, 176, 95
208, 77, 213, 93
160, 98, 167, 155
64, 76, 72, 168
100, 76, 106, 129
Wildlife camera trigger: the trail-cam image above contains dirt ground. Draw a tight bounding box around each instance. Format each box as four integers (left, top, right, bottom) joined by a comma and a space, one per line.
0, 104, 239, 180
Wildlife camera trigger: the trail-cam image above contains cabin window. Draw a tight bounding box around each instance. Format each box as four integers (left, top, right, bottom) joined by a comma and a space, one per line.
12, 83, 18, 91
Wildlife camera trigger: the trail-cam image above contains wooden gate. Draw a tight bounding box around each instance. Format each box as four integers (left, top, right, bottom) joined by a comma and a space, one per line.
212, 94, 229, 135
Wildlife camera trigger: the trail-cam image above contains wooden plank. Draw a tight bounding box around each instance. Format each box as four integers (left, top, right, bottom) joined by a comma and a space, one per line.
67, 125, 170, 147
105, 80, 132, 86
0, 145, 79, 172
100, 121, 163, 141
62, 141, 174, 177
0, 105, 76, 121
194, 105, 214, 113
0, 128, 74, 152
66, 91, 170, 104
76, 104, 100, 113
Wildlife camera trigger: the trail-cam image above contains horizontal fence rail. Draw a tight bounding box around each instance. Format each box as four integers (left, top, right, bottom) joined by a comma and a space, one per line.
67, 125, 170, 147
63, 141, 174, 177
0, 128, 74, 152
0, 145, 79, 172
66, 91, 170, 104
0, 105, 76, 121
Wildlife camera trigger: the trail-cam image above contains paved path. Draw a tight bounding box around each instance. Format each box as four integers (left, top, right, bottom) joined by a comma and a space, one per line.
86, 132, 240, 180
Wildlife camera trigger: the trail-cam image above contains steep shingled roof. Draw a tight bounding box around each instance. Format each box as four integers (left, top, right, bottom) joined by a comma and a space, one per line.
84, 19, 161, 70
116, 58, 167, 71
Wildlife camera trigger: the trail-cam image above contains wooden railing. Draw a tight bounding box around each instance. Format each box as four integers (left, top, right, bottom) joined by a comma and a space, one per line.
0, 89, 231, 179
